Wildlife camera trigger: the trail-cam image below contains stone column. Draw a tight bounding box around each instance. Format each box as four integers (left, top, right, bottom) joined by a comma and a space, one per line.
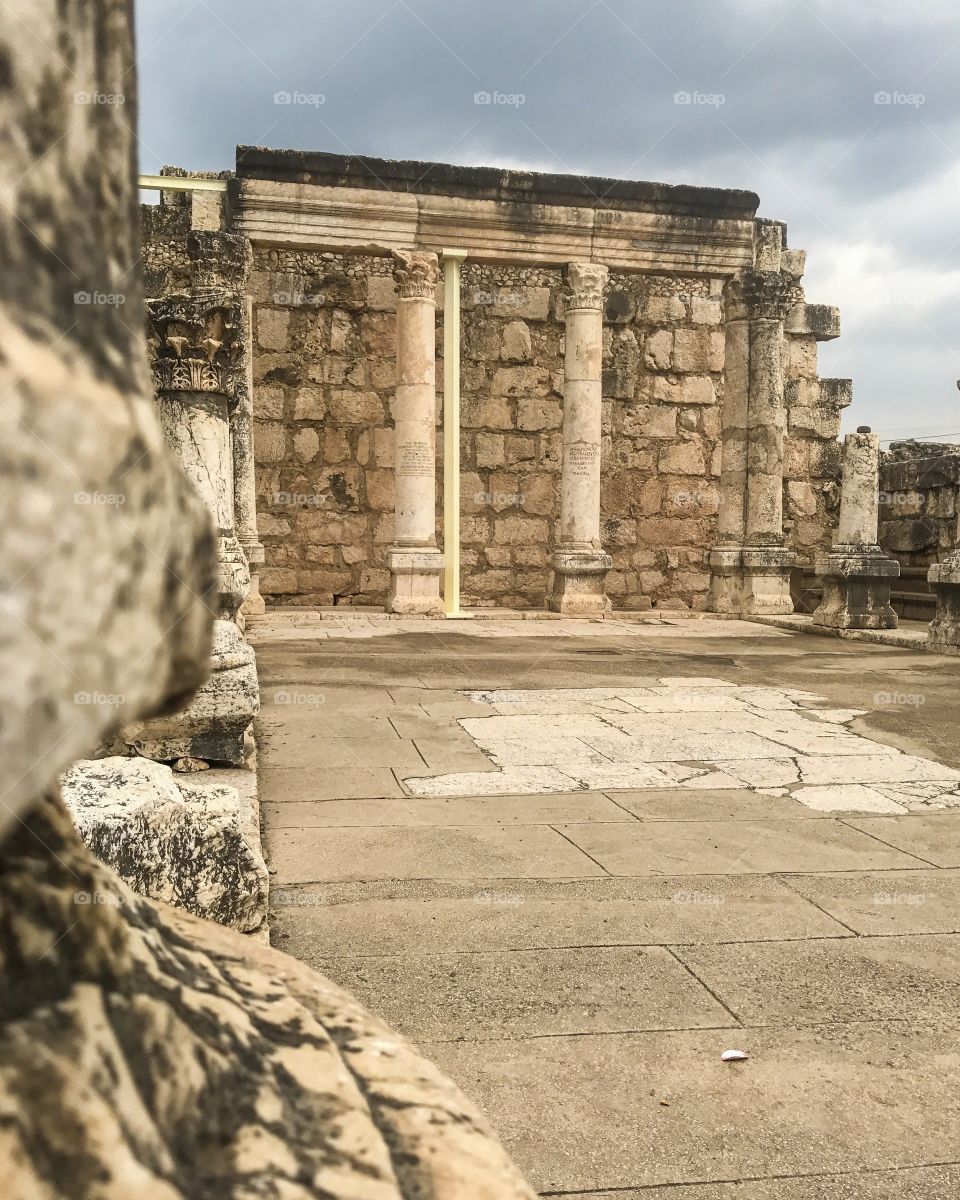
386, 250, 444, 615
549, 261, 611, 615
708, 224, 800, 615
139, 293, 258, 765
149, 293, 250, 618
812, 427, 898, 629
234, 295, 266, 618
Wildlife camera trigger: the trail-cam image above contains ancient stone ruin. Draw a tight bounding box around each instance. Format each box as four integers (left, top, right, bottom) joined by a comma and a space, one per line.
0, 3, 537, 1195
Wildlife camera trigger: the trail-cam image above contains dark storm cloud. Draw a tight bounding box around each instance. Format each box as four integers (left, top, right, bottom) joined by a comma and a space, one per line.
135, 0, 960, 437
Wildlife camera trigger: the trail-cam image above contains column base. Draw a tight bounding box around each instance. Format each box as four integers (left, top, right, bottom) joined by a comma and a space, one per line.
928, 554, 960, 654
386, 547, 444, 616
239, 540, 266, 620
102, 620, 259, 767
218, 534, 251, 620
548, 549, 612, 617
707, 546, 796, 616
811, 548, 899, 630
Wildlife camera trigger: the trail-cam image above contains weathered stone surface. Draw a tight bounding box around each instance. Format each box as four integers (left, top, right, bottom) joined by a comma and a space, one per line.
105, 621, 259, 766
62, 757, 268, 932
0, 6, 537, 1196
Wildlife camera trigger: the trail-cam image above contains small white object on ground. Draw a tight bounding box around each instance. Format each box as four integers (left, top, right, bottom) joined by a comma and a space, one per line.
721, 1050, 749, 1062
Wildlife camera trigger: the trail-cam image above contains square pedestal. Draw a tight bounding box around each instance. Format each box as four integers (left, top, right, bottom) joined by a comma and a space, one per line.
707, 546, 796, 616
386, 547, 444, 616
549, 549, 612, 617
929, 556, 960, 655
812, 549, 899, 630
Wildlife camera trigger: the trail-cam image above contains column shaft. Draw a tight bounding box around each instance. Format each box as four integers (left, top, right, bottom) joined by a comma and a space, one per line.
386, 251, 443, 615
550, 261, 611, 616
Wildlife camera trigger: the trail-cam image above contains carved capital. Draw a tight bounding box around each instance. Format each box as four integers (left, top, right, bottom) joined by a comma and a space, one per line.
737, 269, 804, 322
147, 291, 245, 397
392, 250, 439, 300
565, 261, 608, 311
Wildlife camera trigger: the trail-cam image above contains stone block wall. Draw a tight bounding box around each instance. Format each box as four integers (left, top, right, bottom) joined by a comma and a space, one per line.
879, 443, 960, 568
246, 248, 843, 609
782, 327, 848, 570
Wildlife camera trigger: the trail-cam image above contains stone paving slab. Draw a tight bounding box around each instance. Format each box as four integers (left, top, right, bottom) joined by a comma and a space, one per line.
554, 819, 926, 875
265, 823, 608, 884
610, 789, 822, 821
252, 615, 960, 1197
262, 792, 630, 828
845, 814, 960, 867
315, 945, 736, 1041
259, 766, 405, 802
557, 1165, 960, 1199
270, 876, 849, 958
424, 1023, 960, 1193
262, 735, 425, 771
783, 869, 960, 935
676, 934, 960, 1025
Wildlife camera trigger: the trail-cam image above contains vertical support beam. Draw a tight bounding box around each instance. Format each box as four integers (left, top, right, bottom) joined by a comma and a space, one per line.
386, 250, 444, 616
442, 249, 468, 618
549, 261, 612, 616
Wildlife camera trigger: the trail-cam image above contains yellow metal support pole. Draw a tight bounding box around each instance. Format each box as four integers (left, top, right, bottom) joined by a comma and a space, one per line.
442, 249, 469, 618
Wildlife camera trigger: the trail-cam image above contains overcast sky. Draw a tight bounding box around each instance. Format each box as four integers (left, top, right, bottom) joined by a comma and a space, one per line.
136, 0, 960, 443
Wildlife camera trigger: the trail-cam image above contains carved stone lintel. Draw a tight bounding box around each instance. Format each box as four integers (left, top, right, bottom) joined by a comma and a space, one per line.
147, 292, 245, 399
565, 261, 608, 311
392, 250, 440, 299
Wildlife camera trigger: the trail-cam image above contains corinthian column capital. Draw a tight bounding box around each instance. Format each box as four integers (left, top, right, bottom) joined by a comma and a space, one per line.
565, 261, 608, 311
738, 269, 804, 322
392, 250, 440, 299
146, 292, 245, 398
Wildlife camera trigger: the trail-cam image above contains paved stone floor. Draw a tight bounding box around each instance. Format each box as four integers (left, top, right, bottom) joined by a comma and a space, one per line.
250, 610, 960, 1198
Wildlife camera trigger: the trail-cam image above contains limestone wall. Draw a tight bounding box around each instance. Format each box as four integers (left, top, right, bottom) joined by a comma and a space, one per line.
879, 443, 960, 568
247, 248, 842, 610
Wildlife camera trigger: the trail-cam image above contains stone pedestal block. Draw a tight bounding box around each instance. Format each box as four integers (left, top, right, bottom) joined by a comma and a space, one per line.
812, 549, 899, 630
106, 620, 259, 766
386, 547, 444, 615
812, 431, 899, 631
549, 549, 613, 616
62, 757, 268, 933
708, 546, 796, 616
929, 554, 960, 654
